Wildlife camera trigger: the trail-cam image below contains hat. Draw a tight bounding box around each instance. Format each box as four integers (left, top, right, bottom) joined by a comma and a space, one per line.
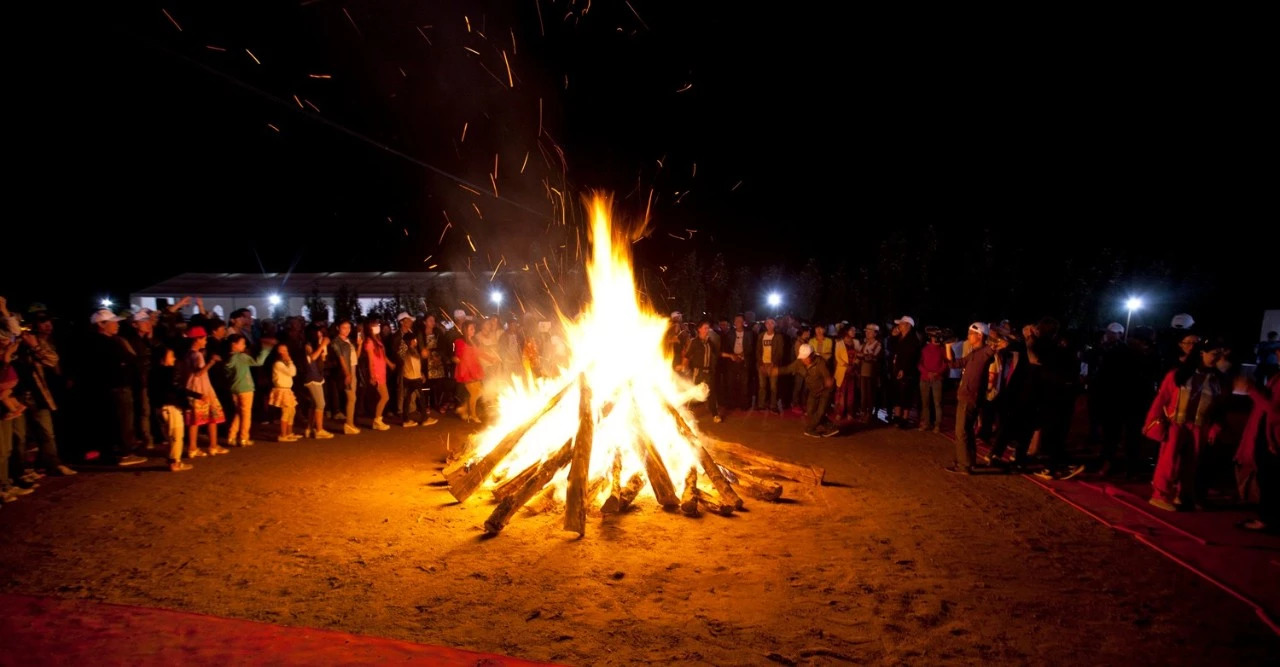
924, 325, 941, 336
796, 343, 813, 360
1171, 313, 1195, 329
990, 323, 1016, 339
396, 311, 413, 322
90, 308, 123, 324
865, 323, 880, 332
671, 311, 683, 319
131, 309, 153, 323
185, 326, 208, 338
1106, 322, 1125, 334
894, 315, 915, 328
968, 322, 989, 336
453, 309, 467, 320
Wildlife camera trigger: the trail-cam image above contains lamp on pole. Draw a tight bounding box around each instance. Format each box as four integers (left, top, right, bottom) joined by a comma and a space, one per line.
490, 290, 504, 314
1124, 297, 1143, 339
766, 292, 782, 317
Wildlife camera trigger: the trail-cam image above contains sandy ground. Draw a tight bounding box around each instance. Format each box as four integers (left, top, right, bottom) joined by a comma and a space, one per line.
1, 411, 1277, 666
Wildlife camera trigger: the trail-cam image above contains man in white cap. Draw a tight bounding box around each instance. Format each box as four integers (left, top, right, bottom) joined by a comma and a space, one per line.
85, 309, 147, 466
944, 322, 996, 474
1170, 313, 1194, 330
121, 308, 159, 449
889, 315, 922, 426
778, 343, 836, 437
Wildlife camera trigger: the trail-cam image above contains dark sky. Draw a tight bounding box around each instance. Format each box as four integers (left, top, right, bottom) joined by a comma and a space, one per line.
5, 2, 1271, 325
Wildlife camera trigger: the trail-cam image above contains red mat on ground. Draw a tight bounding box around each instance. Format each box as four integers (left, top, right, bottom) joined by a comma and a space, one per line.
1025, 475, 1280, 635
0, 594, 559, 666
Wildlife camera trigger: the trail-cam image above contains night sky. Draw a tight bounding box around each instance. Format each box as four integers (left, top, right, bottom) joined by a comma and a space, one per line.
5, 2, 1271, 332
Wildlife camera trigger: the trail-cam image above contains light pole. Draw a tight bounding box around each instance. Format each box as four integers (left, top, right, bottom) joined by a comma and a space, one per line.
1124, 297, 1142, 339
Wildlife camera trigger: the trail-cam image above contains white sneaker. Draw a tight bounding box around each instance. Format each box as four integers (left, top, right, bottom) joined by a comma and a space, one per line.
422, 417, 439, 426
372, 420, 391, 431
343, 424, 361, 435
314, 430, 335, 439
55, 465, 78, 476
403, 420, 419, 428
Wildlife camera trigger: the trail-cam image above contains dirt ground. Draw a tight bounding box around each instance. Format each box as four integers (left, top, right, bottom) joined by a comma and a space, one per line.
2, 412, 1277, 665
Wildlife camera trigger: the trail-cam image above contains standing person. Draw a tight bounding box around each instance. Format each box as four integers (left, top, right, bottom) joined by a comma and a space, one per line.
453, 320, 485, 424
755, 317, 787, 413
721, 315, 754, 410
150, 346, 198, 471
1234, 372, 1280, 532
833, 325, 859, 421
944, 323, 996, 474
889, 315, 922, 427
179, 326, 229, 457
855, 324, 883, 422
917, 326, 947, 433
397, 317, 437, 428
679, 321, 722, 423
224, 333, 274, 446
14, 319, 75, 476
328, 320, 361, 435
85, 308, 147, 466
1146, 339, 1229, 511
121, 309, 158, 449
360, 319, 393, 431
777, 344, 837, 437
421, 314, 448, 414
301, 327, 335, 438
268, 345, 301, 442
1255, 331, 1280, 383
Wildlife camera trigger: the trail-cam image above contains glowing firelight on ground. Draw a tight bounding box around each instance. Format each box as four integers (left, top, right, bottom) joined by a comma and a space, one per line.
463, 194, 707, 507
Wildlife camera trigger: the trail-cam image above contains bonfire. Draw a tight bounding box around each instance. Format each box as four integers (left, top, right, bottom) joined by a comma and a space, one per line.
445, 195, 823, 535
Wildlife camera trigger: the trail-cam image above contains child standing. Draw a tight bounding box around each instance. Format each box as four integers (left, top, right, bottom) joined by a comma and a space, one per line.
269, 345, 300, 442
151, 347, 200, 471
179, 326, 228, 457
224, 334, 274, 446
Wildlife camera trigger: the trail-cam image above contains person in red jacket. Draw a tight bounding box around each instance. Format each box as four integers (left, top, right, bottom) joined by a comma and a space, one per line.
917, 326, 948, 433
1145, 339, 1229, 512
1233, 372, 1280, 532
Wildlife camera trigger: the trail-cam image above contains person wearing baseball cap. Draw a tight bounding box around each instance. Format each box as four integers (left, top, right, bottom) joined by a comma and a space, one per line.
889, 315, 922, 427
944, 321, 997, 474
777, 342, 837, 437
855, 323, 883, 422
84, 308, 148, 466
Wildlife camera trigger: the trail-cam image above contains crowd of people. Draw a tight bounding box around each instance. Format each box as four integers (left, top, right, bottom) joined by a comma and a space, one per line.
1, 295, 1276, 533
670, 309, 1278, 532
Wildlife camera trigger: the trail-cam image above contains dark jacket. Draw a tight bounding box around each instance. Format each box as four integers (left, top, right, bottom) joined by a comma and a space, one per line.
780, 357, 834, 394
891, 330, 923, 378
950, 345, 996, 405
682, 336, 720, 372
757, 330, 789, 366
84, 332, 136, 391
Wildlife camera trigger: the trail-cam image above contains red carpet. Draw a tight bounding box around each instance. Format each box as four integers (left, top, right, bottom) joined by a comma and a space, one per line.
1024, 475, 1280, 635
0, 594, 559, 666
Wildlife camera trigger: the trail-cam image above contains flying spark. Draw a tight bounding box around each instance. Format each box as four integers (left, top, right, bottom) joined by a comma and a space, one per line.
677, 83, 693, 93
467, 235, 477, 252
245, 49, 261, 65
520, 151, 529, 173
731, 180, 743, 191
205, 45, 226, 52
503, 51, 514, 87
266, 123, 280, 132
416, 26, 433, 45
305, 99, 320, 113
625, 1, 650, 30
464, 15, 472, 32
342, 7, 364, 38
464, 46, 481, 56
308, 74, 332, 79
461, 122, 468, 142
161, 8, 183, 32
292, 94, 303, 109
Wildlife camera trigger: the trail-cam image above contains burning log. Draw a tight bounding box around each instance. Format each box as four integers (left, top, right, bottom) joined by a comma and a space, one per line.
491, 463, 538, 502
663, 403, 745, 511
633, 430, 680, 509
564, 375, 595, 535
484, 439, 573, 534
449, 380, 575, 503
697, 495, 734, 517
704, 437, 825, 486
601, 472, 644, 515
719, 465, 784, 502
680, 467, 701, 517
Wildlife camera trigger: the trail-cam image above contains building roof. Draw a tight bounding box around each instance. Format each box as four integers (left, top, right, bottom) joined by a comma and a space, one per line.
131, 272, 472, 298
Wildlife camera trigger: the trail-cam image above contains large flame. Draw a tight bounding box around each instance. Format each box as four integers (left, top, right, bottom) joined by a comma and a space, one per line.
468, 194, 706, 502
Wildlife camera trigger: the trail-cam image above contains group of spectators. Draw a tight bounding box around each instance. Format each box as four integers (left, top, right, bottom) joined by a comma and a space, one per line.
671, 310, 1278, 533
